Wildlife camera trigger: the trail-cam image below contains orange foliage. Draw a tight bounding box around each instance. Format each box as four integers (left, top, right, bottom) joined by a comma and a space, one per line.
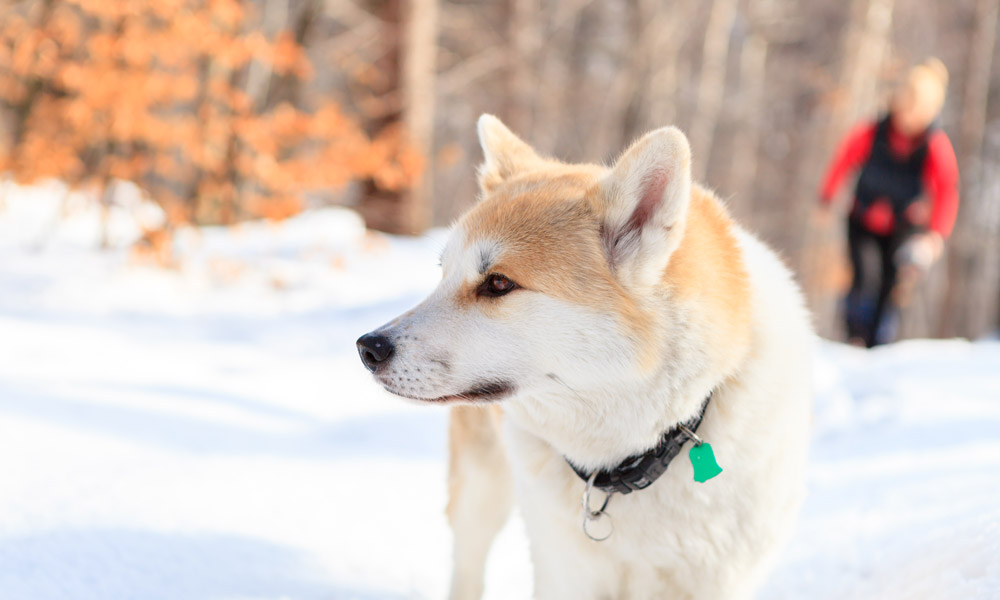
0, 0, 422, 226
131, 225, 174, 267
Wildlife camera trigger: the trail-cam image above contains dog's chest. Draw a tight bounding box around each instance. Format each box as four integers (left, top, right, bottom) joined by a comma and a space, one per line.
505, 423, 731, 598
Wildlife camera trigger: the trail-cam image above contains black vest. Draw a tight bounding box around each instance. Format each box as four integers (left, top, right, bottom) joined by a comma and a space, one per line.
854, 115, 935, 224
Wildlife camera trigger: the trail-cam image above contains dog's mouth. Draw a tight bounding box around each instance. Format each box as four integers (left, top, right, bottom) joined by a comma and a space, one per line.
387, 380, 515, 404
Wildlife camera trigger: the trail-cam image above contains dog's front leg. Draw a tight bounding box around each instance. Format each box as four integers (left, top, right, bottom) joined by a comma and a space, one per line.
446, 405, 513, 600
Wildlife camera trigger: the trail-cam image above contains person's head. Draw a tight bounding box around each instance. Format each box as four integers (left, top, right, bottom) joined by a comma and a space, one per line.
891, 58, 948, 137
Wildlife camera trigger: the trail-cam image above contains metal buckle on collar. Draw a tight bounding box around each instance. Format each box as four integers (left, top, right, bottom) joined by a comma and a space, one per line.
581, 472, 615, 542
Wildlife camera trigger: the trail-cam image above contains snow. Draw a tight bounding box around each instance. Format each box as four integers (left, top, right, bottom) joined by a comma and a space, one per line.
1, 181, 998, 599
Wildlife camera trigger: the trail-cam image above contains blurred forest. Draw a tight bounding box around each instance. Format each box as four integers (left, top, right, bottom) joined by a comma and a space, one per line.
1, 0, 998, 340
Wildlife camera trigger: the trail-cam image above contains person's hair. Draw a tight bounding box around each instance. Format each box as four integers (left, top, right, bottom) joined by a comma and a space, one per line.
904, 58, 948, 117
921, 57, 949, 88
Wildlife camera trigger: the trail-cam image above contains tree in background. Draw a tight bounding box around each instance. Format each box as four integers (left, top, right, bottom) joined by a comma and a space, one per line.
0, 0, 422, 232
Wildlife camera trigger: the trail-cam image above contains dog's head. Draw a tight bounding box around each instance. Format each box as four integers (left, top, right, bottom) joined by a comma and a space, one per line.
358, 115, 746, 406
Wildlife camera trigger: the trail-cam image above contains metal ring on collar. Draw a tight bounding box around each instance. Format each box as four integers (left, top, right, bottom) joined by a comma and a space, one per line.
583, 510, 613, 542
677, 423, 704, 446
582, 471, 612, 517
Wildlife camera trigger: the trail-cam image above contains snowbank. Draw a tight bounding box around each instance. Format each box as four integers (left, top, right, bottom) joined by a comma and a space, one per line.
0, 183, 997, 599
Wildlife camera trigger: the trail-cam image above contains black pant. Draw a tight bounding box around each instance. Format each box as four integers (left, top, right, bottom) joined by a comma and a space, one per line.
844, 217, 916, 347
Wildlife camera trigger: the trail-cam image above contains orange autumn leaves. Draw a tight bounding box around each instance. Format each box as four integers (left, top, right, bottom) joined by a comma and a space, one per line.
0, 0, 422, 225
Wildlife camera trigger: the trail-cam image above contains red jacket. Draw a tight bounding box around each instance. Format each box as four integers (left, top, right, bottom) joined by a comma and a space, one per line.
820, 120, 959, 237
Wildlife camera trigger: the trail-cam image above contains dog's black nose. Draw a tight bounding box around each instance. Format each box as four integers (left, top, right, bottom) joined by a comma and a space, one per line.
357, 333, 394, 373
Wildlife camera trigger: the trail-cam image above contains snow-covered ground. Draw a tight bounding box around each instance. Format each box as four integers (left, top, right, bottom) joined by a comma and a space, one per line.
1, 181, 998, 599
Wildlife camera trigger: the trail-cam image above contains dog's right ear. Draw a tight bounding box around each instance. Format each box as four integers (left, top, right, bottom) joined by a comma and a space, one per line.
476, 114, 541, 193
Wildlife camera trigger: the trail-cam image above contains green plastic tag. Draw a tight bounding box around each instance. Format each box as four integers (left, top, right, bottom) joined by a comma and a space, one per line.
689, 443, 723, 482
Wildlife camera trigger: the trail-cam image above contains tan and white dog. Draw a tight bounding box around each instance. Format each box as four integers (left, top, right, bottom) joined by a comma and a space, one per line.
357, 115, 814, 600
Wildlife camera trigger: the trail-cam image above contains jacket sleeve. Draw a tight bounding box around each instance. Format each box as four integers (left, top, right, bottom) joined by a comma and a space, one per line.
819, 122, 877, 204
923, 131, 960, 238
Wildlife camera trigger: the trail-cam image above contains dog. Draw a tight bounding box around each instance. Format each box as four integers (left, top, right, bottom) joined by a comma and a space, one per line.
357, 115, 814, 600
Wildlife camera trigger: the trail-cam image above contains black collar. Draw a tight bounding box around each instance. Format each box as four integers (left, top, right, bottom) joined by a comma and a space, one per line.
566, 391, 713, 495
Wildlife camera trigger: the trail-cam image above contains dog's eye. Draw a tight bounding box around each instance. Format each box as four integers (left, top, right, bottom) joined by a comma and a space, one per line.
479, 274, 517, 297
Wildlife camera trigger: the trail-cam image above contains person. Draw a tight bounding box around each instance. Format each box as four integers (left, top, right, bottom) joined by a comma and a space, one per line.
818, 58, 959, 347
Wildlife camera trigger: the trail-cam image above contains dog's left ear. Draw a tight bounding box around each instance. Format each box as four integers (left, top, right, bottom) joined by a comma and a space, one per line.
599, 127, 692, 289
476, 114, 542, 193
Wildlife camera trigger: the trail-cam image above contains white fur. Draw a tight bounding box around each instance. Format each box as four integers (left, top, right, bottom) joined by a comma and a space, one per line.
362, 120, 814, 599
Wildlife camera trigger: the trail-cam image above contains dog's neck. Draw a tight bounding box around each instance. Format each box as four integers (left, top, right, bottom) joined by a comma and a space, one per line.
564, 390, 713, 494
504, 359, 721, 473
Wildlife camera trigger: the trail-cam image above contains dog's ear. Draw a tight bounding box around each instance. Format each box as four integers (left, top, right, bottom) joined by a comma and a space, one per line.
599, 126, 692, 288
476, 114, 541, 193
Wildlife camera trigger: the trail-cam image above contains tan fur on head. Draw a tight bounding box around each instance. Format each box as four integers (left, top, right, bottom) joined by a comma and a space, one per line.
463, 168, 623, 310
466, 116, 750, 381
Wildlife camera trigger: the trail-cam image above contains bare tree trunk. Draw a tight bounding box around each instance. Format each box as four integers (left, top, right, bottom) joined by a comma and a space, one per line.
835, 0, 895, 133
534, 0, 591, 155
357, 0, 437, 235
505, 0, 538, 135
688, 0, 738, 182
938, 0, 999, 338
400, 0, 438, 233
562, 3, 599, 157
187, 56, 211, 222
358, 0, 403, 232
599, 0, 656, 153
641, 0, 689, 131
613, 0, 691, 150
728, 14, 768, 205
